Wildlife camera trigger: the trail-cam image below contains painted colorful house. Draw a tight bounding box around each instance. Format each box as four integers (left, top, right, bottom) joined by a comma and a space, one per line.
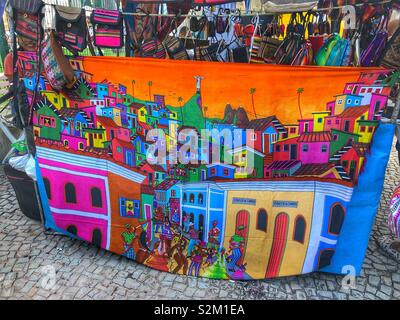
228, 146, 265, 179
329, 129, 360, 159
355, 120, 379, 143
298, 132, 332, 164
207, 163, 236, 180
111, 138, 135, 167
33, 98, 64, 141
298, 118, 314, 134
246, 116, 285, 154
272, 136, 299, 162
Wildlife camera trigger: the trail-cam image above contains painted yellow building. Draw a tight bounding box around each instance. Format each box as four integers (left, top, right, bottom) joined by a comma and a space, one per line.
223, 188, 314, 279
138, 106, 148, 123
312, 111, 331, 132
282, 124, 299, 139
41, 91, 70, 110
355, 120, 378, 144
83, 128, 107, 149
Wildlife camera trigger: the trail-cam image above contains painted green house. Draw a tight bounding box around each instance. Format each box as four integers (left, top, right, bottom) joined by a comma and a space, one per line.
185, 164, 208, 182
140, 185, 155, 241
33, 98, 63, 141
329, 129, 360, 159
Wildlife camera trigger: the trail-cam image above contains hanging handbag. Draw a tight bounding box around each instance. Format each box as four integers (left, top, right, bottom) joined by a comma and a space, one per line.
360, 15, 388, 67
163, 36, 189, 60
140, 38, 167, 59
380, 27, 400, 70
91, 9, 124, 49
10, 0, 43, 49
41, 31, 76, 91
230, 46, 249, 63
291, 40, 313, 66
55, 6, 87, 53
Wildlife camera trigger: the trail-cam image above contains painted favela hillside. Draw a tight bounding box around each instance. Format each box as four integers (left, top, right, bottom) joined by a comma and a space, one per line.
23, 54, 396, 280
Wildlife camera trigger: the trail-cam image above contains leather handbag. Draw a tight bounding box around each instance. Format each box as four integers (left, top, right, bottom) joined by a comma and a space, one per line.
91, 9, 124, 48
55, 6, 87, 53
380, 27, 400, 70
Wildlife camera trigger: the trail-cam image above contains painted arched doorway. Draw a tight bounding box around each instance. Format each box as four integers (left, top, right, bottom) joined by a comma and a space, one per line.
235, 210, 250, 265
265, 212, 289, 278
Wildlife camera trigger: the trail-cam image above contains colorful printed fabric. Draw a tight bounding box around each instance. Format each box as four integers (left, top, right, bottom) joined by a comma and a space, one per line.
29, 56, 396, 280
389, 185, 400, 239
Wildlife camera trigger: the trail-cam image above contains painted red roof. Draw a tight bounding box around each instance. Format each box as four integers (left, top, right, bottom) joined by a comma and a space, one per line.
298, 131, 332, 143
155, 179, 179, 191
112, 138, 134, 150
138, 161, 166, 173
97, 116, 119, 128
337, 105, 370, 119
141, 184, 155, 195
266, 160, 301, 170
293, 163, 335, 176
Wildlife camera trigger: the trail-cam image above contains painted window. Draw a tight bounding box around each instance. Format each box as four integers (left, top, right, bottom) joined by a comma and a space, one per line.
189, 194, 195, 204
223, 168, 229, 176
43, 178, 51, 200
210, 168, 216, 175
302, 144, 309, 152
65, 183, 77, 204
360, 126, 366, 132
284, 145, 289, 152
256, 209, 267, 232
91, 187, 102, 208
276, 145, 281, 152
318, 249, 335, 270
337, 99, 343, 104
250, 133, 257, 141
317, 118, 323, 123
293, 216, 306, 243
333, 134, 338, 141
321, 145, 327, 153
120, 198, 140, 218
171, 190, 176, 197
290, 128, 296, 134
78, 142, 84, 150
39, 115, 56, 128
368, 127, 373, 133
329, 204, 345, 235
183, 193, 187, 203
198, 194, 204, 204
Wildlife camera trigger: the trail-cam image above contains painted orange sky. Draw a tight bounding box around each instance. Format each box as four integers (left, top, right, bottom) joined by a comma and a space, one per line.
83, 57, 384, 124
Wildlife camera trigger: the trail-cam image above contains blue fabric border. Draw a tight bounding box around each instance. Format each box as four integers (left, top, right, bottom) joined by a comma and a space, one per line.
321, 122, 395, 276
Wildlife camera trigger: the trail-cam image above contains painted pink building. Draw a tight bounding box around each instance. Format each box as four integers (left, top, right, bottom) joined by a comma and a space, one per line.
97, 116, 130, 142
37, 145, 146, 250
298, 132, 332, 164
60, 132, 87, 151
38, 154, 109, 249
298, 119, 314, 135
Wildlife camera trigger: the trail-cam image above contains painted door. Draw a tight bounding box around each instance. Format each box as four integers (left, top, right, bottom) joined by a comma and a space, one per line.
290, 144, 297, 160
235, 210, 249, 265
265, 212, 289, 278
201, 170, 206, 181
126, 151, 133, 167
349, 160, 356, 180
89, 133, 94, 147
199, 214, 204, 241
144, 204, 152, 240
344, 120, 350, 132
263, 133, 270, 154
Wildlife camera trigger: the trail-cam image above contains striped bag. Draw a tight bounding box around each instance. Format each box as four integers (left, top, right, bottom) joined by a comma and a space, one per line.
91, 9, 124, 48
163, 36, 189, 60
140, 38, 166, 59
250, 35, 264, 64
16, 11, 40, 42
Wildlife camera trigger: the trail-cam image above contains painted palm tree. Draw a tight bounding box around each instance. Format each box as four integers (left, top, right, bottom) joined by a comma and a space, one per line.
250, 88, 257, 119
131, 80, 136, 99
297, 87, 304, 120
178, 96, 184, 124
203, 105, 208, 128
148, 81, 153, 100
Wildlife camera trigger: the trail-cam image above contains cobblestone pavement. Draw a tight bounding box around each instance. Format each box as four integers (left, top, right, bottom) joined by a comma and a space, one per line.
1, 146, 400, 300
